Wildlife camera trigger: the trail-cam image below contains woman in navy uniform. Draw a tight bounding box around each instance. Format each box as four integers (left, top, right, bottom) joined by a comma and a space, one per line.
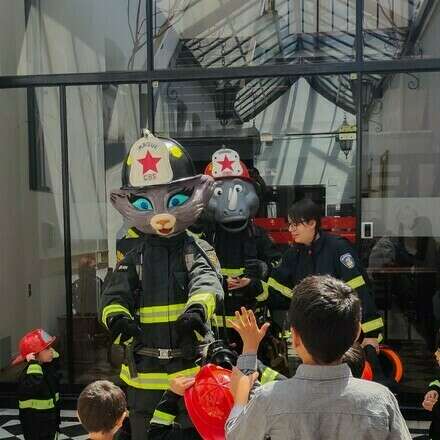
267, 198, 383, 350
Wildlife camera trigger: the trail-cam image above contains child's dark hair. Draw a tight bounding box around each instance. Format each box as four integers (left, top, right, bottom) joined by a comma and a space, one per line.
288, 198, 323, 230
342, 343, 365, 378
288, 275, 361, 364
77, 380, 126, 433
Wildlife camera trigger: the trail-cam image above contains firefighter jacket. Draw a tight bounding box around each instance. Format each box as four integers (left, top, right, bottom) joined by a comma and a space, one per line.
100, 230, 223, 391
17, 355, 60, 438
203, 224, 281, 328
267, 231, 384, 337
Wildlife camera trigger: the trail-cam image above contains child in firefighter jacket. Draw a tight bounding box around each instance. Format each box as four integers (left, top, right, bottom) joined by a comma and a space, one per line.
13, 329, 60, 440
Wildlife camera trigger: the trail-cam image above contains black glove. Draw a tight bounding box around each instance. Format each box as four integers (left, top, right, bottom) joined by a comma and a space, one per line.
176, 307, 208, 337
176, 307, 208, 359
109, 316, 142, 343
244, 259, 269, 280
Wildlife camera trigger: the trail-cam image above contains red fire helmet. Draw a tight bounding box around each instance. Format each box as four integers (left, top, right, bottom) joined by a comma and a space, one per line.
204, 148, 251, 181
12, 329, 56, 365
184, 364, 234, 440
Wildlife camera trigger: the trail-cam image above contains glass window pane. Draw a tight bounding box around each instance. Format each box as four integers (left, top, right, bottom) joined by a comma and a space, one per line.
0, 87, 66, 383
0, 0, 147, 76
154, 0, 356, 69
155, 75, 362, 382
363, 0, 440, 60
67, 83, 144, 383
362, 71, 440, 403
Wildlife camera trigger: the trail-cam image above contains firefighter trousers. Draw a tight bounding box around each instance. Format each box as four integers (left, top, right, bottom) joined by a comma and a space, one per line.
125, 387, 164, 440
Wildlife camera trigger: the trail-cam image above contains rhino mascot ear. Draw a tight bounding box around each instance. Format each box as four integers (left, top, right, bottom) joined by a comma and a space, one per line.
203, 148, 263, 233
109, 129, 213, 237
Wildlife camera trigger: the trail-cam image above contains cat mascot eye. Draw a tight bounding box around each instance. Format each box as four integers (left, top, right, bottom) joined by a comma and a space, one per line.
167, 193, 190, 208
132, 197, 154, 211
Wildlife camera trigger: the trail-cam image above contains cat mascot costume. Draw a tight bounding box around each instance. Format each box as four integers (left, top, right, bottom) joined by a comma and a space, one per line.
100, 130, 223, 439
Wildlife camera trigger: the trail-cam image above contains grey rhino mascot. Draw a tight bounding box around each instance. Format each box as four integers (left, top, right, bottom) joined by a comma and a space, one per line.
203, 148, 281, 350
100, 130, 223, 439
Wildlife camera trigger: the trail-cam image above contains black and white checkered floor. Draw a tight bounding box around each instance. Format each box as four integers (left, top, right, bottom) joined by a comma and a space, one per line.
0, 408, 432, 439
0, 409, 87, 439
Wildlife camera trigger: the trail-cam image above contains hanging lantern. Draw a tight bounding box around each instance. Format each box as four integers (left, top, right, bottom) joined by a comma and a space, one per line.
213, 80, 240, 126
335, 116, 356, 159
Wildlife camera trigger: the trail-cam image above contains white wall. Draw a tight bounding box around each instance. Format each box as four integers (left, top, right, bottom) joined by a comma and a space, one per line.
0, 0, 147, 76
0, 88, 65, 367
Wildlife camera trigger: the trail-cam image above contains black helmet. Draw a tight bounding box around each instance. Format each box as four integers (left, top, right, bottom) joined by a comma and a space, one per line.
121, 129, 196, 190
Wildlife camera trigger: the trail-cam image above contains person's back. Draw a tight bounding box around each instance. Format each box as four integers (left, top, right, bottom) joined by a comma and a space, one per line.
244, 366, 405, 439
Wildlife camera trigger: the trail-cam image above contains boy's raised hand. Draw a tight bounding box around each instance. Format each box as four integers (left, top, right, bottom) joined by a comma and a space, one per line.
229, 307, 270, 354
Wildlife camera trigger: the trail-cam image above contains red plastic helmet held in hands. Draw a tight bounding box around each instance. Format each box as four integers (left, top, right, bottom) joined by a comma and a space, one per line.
184, 363, 234, 440
12, 329, 56, 365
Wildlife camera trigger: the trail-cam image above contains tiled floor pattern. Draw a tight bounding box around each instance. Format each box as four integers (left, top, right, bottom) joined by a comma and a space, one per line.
0, 409, 431, 439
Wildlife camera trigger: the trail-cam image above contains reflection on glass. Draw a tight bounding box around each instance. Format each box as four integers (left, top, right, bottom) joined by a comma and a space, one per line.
363, 0, 439, 60
362, 71, 440, 402
67, 84, 142, 383
155, 76, 358, 248
154, 0, 356, 69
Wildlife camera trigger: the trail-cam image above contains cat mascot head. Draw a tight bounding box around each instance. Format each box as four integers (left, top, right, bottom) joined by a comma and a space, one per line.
110, 129, 213, 237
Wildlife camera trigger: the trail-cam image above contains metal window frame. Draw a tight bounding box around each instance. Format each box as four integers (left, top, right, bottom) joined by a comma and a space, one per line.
0, 0, 438, 413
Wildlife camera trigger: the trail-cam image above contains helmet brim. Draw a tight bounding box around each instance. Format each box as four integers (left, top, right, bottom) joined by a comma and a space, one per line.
11, 354, 25, 366
120, 174, 203, 191
11, 335, 56, 365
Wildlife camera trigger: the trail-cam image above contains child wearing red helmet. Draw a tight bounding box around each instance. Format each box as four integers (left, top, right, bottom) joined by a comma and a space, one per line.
13, 328, 60, 440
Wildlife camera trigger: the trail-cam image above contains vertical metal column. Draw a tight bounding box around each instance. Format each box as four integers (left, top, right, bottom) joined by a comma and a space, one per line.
59, 85, 74, 385
146, 0, 155, 132
355, 0, 364, 252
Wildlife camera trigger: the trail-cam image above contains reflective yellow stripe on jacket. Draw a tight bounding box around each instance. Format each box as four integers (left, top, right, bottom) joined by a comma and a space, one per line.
120, 365, 200, 390
186, 292, 216, 319
19, 397, 56, 410
346, 275, 366, 290
138, 304, 186, 324
260, 367, 279, 384
256, 281, 269, 302
267, 277, 293, 299
26, 364, 43, 375
361, 317, 384, 334
221, 268, 244, 277
211, 315, 236, 328
430, 380, 440, 388
151, 410, 176, 426
102, 304, 133, 329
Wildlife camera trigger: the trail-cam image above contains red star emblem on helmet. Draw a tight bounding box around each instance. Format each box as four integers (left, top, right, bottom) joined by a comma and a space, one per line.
138, 151, 161, 174
217, 154, 234, 171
